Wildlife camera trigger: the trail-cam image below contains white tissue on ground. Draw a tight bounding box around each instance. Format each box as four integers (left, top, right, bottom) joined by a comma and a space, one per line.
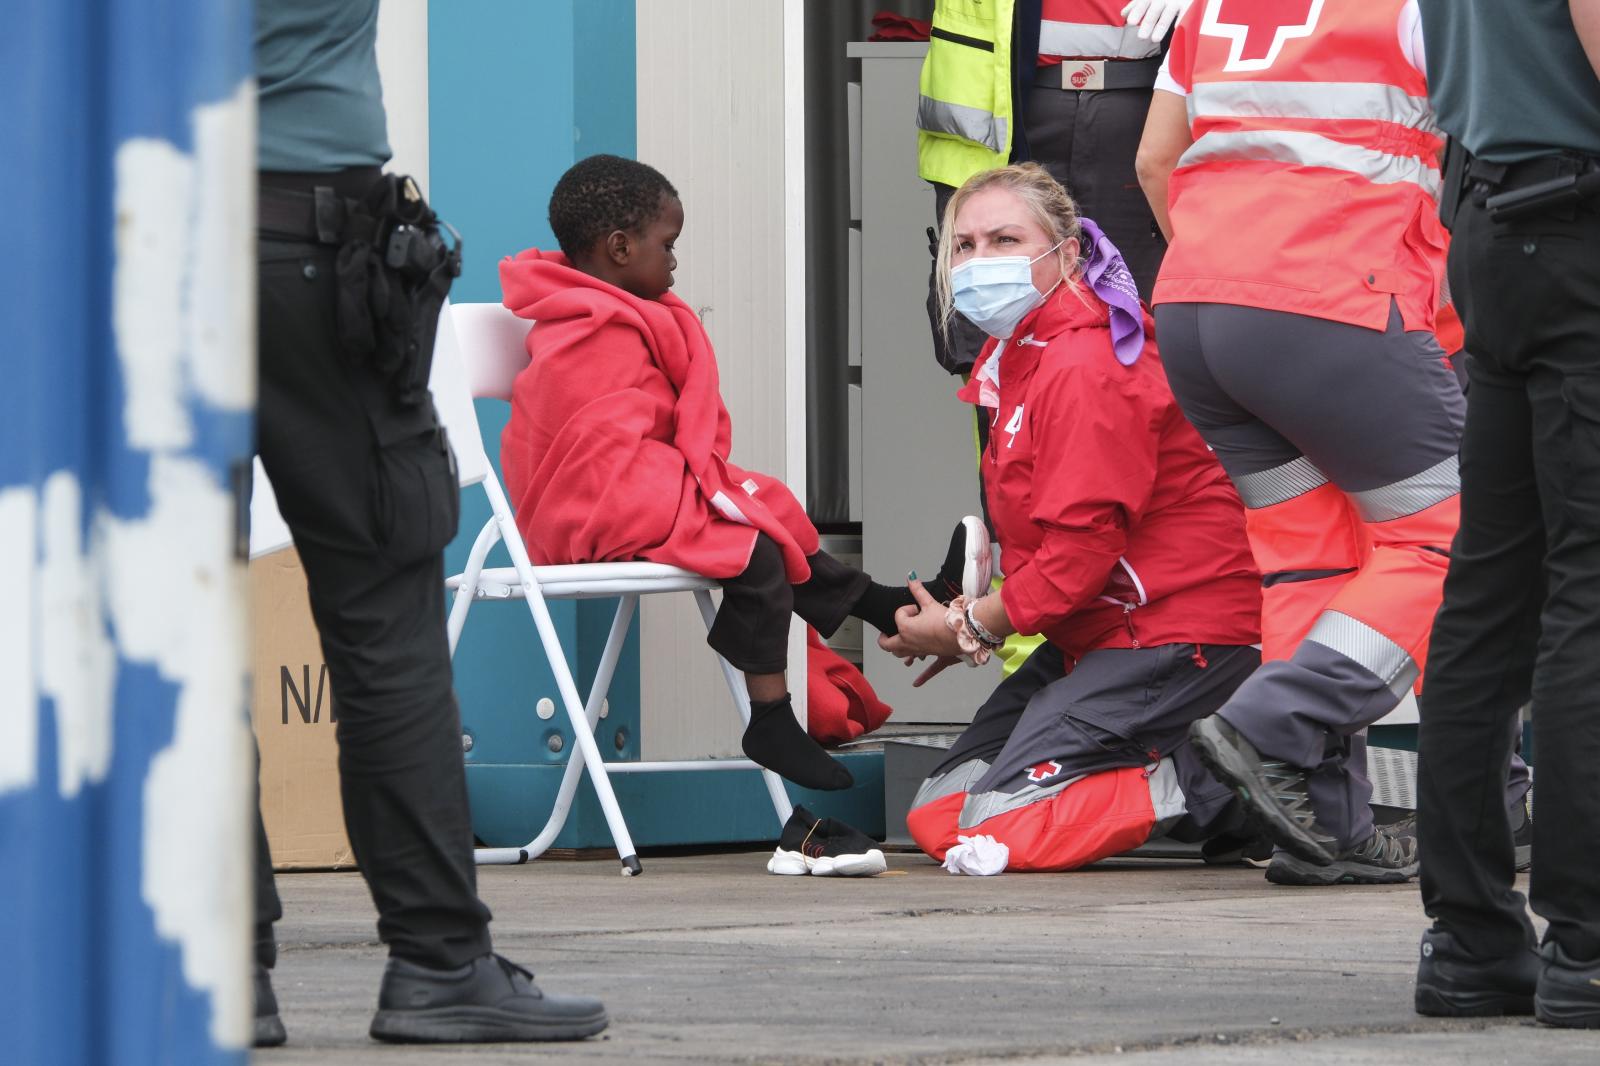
942, 834, 1009, 875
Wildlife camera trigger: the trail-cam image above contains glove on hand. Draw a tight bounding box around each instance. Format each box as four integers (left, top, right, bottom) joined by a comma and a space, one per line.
1121, 0, 1193, 41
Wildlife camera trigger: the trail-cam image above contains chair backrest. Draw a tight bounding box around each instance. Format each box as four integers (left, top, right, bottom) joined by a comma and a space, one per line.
448, 302, 536, 402
249, 298, 500, 558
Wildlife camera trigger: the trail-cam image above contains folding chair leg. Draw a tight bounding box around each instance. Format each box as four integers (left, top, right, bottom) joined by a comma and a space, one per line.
692, 589, 794, 828
447, 516, 502, 656
478, 596, 640, 869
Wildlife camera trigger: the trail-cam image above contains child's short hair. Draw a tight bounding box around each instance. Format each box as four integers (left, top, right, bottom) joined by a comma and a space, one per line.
548, 154, 679, 260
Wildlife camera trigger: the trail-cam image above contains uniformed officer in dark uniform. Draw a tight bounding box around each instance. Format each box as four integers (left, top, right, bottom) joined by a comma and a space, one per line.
1412, 0, 1600, 1029
251, 0, 606, 1046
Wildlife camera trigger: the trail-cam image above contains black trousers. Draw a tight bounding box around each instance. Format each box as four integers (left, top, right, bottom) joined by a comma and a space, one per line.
707, 534, 871, 675
253, 168, 492, 971
1418, 161, 1600, 963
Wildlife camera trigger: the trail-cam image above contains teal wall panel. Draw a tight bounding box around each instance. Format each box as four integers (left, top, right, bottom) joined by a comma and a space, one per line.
428, 2, 642, 821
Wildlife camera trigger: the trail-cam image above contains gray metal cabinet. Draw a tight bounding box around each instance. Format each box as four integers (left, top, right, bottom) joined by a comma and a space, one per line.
850, 42, 996, 725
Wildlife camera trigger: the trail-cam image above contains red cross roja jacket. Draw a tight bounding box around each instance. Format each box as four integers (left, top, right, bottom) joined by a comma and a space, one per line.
958, 285, 1261, 659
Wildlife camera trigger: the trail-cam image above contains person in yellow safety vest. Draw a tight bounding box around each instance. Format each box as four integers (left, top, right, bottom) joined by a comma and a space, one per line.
916, 0, 1193, 678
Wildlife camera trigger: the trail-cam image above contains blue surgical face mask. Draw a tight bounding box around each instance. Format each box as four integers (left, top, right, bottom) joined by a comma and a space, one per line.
951, 240, 1065, 340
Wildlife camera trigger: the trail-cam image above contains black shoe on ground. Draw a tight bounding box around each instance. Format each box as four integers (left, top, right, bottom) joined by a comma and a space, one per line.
1188, 716, 1336, 865
1414, 928, 1538, 1017
1200, 830, 1274, 867
1512, 794, 1532, 873
1264, 821, 1419, 885
1536, 941, 1600, 1028
369, 953, 608, 1043
254, 964, 287, 1048
768, 804, 886, 877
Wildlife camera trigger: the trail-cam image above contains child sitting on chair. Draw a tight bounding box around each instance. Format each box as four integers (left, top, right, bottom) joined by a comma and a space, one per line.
499, 154, 915, 793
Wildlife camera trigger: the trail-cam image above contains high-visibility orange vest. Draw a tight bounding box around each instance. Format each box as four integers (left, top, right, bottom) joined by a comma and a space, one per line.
1152, 0, 1448, 334
1040, 0, 1160, 59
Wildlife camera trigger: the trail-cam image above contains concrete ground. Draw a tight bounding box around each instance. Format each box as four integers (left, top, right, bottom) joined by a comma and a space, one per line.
258, 851, 1598, 1065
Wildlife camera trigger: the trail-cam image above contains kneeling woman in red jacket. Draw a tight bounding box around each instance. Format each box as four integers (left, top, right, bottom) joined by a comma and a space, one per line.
884, 163, 1263, 872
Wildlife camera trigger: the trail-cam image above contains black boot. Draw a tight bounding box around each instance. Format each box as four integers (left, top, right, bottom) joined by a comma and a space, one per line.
254, 964, 286, 1048
1415, 927, 1538, 1017
369, 953, 608, 1043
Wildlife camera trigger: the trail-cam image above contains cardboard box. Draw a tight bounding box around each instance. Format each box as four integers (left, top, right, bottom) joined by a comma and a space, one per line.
251, 547, 356, 870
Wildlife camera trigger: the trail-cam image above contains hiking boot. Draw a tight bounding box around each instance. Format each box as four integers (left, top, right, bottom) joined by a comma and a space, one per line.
1414, 927, 1538, 1017
369, 953, 608, 1043
1188, 716, 1336, 865
768, 805, 886, 877
1511, 794, 1532, 873
1265, 822, 1419, 885
254, 964, 287, 1048
1536, 941, 1600, 1028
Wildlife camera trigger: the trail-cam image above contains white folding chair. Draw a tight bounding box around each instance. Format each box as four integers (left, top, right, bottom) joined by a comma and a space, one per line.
440, 301, 794, 875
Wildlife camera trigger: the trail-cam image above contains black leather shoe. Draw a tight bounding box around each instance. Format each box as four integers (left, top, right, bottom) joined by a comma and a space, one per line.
1414, 928, 1538, 1017
369, 953, 608, 1043
1536, 941, 1600, 1028
253, 964, 287, 1048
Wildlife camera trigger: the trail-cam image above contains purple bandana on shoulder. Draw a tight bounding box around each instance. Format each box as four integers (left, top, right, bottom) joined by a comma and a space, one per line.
1079, 216, 1146, 366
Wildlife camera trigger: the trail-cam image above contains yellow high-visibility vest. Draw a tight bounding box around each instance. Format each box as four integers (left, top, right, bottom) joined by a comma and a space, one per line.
917, 0, 1016, 189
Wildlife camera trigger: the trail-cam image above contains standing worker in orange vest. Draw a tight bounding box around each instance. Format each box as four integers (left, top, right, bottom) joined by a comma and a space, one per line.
1135, 0, 1471, 886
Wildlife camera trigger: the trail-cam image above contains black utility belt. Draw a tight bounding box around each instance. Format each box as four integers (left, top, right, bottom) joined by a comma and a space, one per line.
259, 173, 463, 411
259, 184, 354, 244
1466, 152, 1600, 223
1038, 56, 1162, 92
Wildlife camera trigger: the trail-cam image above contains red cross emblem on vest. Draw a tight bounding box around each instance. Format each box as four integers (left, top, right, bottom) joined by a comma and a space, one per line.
1200, 0, 1323, 72
1025, 759, 1064, 784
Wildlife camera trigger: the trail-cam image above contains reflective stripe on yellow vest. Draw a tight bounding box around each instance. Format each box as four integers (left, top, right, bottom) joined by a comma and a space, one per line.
917, 0, 1016, 188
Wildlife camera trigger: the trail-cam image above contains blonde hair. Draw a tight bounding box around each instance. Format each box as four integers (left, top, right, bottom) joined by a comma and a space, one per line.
933, 162, 1086, 343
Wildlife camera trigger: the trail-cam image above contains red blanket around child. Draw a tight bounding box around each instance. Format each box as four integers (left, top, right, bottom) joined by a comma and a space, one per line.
499, 249, 819, 583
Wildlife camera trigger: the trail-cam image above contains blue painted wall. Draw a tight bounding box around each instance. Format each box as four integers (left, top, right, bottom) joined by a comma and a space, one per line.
0, 1, 254, 1060
428, 1, 641, 827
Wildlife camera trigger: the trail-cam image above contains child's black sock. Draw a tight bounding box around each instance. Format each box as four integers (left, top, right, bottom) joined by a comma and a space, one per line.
851, 581, 918, 636
933, 520, 968, 597
742, 695, 854, 791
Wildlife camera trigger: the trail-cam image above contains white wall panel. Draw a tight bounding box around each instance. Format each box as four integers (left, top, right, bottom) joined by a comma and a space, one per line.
375, 0, 429, 193
635, 0, 806, 759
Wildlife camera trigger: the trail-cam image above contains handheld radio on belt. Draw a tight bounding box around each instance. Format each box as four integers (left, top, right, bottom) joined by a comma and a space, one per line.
259, 173, 462, 409
332, 175, 462, 409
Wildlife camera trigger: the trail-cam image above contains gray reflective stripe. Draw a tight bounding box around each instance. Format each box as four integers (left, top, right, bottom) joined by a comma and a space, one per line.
1352, 455, 1460, 523
1188, 80, 1440, 136
910, 758, 991, 811
957, 773, 1086, 830
917, 95, 1007, 153
1178, 129, 1443, 198
1233, 456, 1329, 509
1147, 758, 1187, 831
1039, 19, 1159, 60
1304, 610, 1419, 698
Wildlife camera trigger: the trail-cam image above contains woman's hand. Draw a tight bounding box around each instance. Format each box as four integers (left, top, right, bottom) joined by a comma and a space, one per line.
877, 580, 963, 658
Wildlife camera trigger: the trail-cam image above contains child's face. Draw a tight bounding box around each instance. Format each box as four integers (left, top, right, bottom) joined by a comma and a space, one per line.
612, 193, 682, 300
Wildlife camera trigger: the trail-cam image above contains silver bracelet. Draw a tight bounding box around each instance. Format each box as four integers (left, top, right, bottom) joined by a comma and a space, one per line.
965, 602, 1004, 650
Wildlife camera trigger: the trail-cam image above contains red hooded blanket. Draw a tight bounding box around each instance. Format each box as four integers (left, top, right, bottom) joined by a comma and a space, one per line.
499, 249, 818, 582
